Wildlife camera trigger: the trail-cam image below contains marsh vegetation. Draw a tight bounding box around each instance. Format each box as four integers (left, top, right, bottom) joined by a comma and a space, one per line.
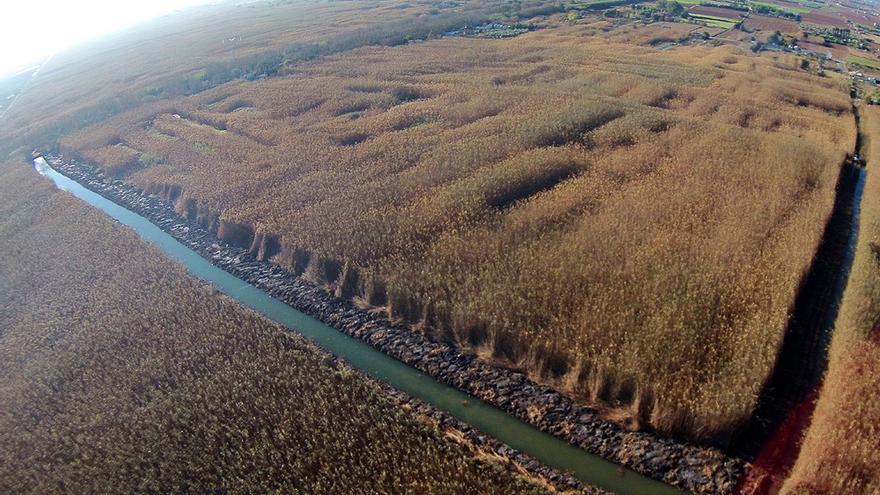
55, 15, 857, 445
0, 0, 865, 467
782, 105, 880, 495
0, 162, 551, 495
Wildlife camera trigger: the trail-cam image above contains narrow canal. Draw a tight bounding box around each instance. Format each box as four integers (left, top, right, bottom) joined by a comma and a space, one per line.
33, 157, 682, 495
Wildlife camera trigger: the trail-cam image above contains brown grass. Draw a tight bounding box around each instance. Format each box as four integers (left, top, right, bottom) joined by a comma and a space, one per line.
0, 0, 563, 156
0, 161, 550, 495
2, 2, 858, 445
781, 106, 880, 495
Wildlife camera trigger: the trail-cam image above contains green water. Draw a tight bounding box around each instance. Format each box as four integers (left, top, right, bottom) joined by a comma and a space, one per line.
34, 158, 682, 495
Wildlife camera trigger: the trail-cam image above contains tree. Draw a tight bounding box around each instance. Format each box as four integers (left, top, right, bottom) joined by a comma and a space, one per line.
669, 0, 685, 16
657, 0, 685, 17
768, 31, 783, 46
801, 58, 811, 70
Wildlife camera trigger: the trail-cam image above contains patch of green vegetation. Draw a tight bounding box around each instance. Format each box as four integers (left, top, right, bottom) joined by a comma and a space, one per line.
663, 0, 741, 6
704, 18, 737, 28
780, 0, 822, 8
751, 0, 809, 14
568, 0, 622, 5
138, 152, 163, 166
567, 0, 643, 9
192, 142, 216, 155
656, 0, 687, 16
848, 54, 880, 70
688, 13, 738, 28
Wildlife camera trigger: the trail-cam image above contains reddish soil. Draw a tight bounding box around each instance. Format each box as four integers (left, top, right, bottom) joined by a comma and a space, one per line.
798, 40, 849, 60
801, 10, 851, 28
744, 15, 800, 33
688, 5, 746, 20
734, 389, 820, 495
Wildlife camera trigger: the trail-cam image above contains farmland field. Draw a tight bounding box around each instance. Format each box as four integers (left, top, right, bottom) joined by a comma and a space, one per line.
777, 0, 824, 8
752, 0, 812, 14
848, 54, 880, 71
21, 1, 856, 447
800, 40, 849, 61
0, 161, 551, 495
688, 5, 746, 20
743, 14, 801, 33
688, 14, 738, 28
801, 10, 851, 27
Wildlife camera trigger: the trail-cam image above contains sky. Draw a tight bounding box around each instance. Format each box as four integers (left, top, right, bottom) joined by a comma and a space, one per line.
0, 0, 213, 77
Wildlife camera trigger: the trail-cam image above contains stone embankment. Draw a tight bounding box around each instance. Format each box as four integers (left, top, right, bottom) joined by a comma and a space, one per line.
45, 154, 745, 494
371, 368, 609, 495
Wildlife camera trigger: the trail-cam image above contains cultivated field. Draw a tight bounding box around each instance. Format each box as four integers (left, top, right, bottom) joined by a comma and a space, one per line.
688, 14, 738, 29
781, 106, 880, 495
0, 161, 550, 495
688, 6, 745, 20
742, 15, 801, 34
800, 10, 850, 27
848, 54, 880, 71
799, 40, 850, 61
49, 6, 858, 445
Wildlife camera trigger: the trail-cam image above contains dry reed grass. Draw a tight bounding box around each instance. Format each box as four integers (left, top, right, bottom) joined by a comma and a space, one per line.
781, 106, 880, 495
0, 0, 547, 155
0, 161, 550, 495
3, 1, 858, 444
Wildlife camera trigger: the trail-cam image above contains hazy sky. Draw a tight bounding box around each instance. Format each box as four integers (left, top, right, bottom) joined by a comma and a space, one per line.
0, 0, 212, 77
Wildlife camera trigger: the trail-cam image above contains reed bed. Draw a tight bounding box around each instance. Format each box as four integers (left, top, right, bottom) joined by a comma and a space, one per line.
56, 19, 857, 444
781, 106, 880, 495
0, 0, 553, 156
0, 162, 549, 495
4, 1, 857, 445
